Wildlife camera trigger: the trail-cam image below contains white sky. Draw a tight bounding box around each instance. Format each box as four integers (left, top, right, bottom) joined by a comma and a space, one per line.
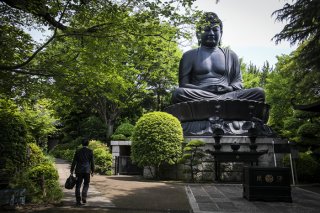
190, 0, 297, 68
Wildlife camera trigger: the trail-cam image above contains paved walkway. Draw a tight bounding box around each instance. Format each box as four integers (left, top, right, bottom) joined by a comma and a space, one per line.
52, 158, 191, 213
14, 158, 320, 213
55, 158, 115, 208
186, 184, 320, 213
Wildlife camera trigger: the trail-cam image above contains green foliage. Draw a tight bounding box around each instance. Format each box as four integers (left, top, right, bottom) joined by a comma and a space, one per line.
111, 122, 135, 141
0, 99, 62, 203
180, 140, 206, 182
88, 140, 112, 175
0, 98, 27, 174
273, 0, 320, 70
111, 134, 127, 141
10, 143, 63, 203
187, 139, 206, 147
281, 116, 304, 141
51, 139, 112, 175
297, 123, 320, 137
265, 55, 295, 131
50, 137, 82, 161
27, 162, 59, 181
93, 147, 113, 175
80, 116, 107, 140
16, 162, 62, 203
131, 111, 183, 178
51, 149, 75, 162
20, 99, 58, 149
265, 52, 320, 152
242, 62, 260, 88
88, 139, 106, 150
114, 123, 135, 137
27, 143, 46, 166
241, 61, 272, 89
284, 151, 320, 182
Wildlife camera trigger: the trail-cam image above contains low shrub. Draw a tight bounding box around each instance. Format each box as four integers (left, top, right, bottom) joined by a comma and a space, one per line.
88, 139, 106, 150
11, 161, 63, 203
27, 162, 59, 182
51, 139, 112, 175
27, 143, 46, 166
93, 147, 112, 174
111, 134, 127, 141
49, 137, 82, 161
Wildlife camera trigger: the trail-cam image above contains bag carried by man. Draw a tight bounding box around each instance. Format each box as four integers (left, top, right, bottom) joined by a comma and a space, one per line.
65, 174, 76, 189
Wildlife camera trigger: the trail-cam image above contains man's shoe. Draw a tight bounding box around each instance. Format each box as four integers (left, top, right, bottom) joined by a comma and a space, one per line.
76, 202, 83, 206
82, 198, 87, 204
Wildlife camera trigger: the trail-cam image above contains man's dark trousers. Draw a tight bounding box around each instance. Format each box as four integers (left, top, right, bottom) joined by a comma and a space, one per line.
75, 173, 90, 202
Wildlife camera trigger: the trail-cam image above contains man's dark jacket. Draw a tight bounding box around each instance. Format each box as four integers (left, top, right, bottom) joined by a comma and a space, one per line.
70, 146, 95, 174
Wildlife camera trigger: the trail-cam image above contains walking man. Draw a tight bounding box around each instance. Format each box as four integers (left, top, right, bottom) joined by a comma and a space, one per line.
70, 138, 95, 205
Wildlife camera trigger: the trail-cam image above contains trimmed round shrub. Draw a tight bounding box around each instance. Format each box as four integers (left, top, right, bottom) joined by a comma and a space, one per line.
114, 123, 135, 137
131, 111, 183, 176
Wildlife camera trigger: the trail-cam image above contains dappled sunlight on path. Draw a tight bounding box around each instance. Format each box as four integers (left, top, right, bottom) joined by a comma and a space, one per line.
55, 158, 115, 208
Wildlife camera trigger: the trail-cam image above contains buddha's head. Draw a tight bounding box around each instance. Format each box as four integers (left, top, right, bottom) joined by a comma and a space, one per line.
196, 12, 223, 47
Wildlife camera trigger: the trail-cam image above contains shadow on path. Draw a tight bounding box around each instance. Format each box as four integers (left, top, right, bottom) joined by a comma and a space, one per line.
17, 158, 191, 213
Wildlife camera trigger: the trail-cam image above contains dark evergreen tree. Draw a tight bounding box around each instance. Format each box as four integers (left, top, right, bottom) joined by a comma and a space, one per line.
272, 0, 320, 70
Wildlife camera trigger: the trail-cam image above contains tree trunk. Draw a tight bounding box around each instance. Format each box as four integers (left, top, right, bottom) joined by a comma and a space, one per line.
106, 119, 114, 140
156, 92, 161, 111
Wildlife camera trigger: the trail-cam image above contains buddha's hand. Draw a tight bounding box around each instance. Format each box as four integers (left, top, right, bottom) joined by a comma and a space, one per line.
217, 85, 233, 93
209, 85, 233, 93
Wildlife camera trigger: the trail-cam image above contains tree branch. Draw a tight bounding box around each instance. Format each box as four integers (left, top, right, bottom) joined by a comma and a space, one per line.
1, 0, 68, 31
0, 30, 57, 70
0, 68, 60, 77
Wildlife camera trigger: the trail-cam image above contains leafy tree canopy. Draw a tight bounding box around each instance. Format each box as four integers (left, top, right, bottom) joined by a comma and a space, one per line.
0, 0, 199, 73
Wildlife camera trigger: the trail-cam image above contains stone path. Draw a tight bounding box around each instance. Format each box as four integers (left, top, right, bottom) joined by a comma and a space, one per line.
55, 158, 115, 208
14, 158, 314, 213
53, 158, 191, 213
186, 184, 320, 213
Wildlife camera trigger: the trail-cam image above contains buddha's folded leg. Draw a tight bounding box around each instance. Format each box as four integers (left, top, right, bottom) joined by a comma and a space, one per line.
220, 87, 265, 102
172, 88, 220, 103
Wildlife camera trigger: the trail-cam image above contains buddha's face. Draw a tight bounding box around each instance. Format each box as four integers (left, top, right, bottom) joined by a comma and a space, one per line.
199, 23, 221, 48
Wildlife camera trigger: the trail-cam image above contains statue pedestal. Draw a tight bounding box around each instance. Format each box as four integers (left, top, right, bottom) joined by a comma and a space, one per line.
165, 99, 275, 136
183, 136, 288, 182
165, 99, 286, 182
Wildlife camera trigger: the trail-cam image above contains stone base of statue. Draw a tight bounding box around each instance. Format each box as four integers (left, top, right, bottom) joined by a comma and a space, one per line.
164, 99, 290, 182
165, 99, 276, 136
181, 136, 290, 182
